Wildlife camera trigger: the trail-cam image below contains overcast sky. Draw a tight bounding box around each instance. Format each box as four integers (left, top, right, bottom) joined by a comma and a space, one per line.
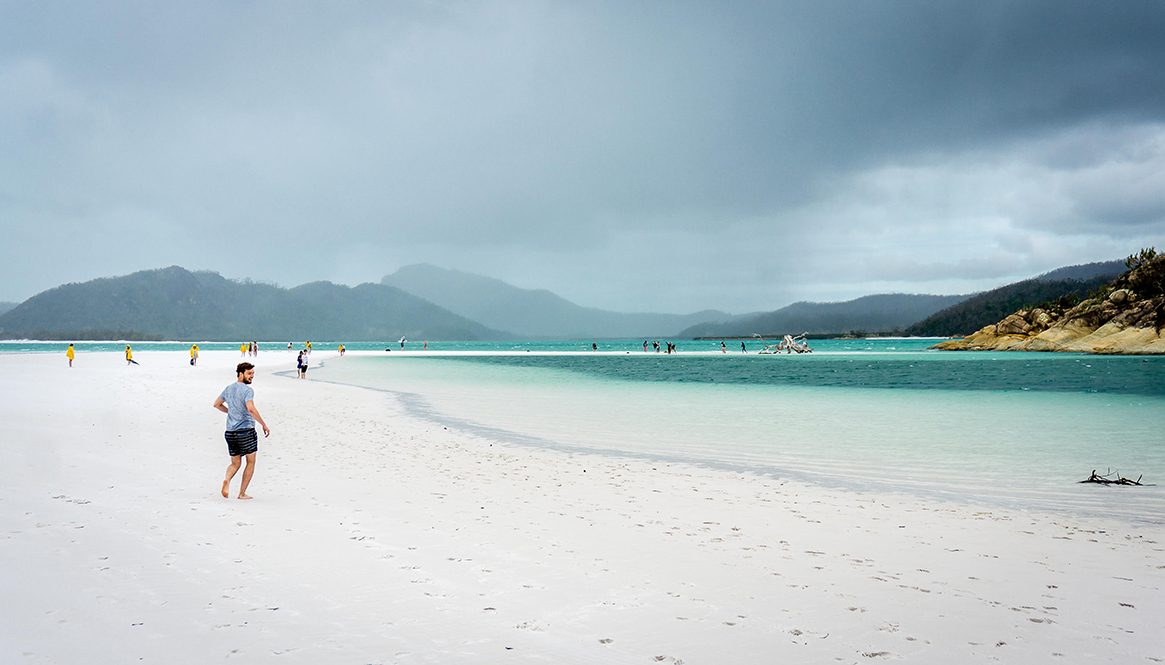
3, 1, 1164, 313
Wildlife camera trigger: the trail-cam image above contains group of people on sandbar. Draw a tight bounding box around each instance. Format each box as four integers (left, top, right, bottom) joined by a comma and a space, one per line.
642, 340, 678, 354
61, 347, 139, 368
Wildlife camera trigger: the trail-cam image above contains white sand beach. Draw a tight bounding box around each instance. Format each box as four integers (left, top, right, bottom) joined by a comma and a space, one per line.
1, 350, 1162, 664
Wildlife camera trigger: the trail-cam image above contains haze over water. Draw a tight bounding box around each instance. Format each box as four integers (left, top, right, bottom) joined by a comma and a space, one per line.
310, 340, 1165, 525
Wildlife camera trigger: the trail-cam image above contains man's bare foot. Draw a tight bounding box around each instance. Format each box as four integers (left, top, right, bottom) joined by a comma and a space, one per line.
238, 493, 253, 500
222, 480, 230, 498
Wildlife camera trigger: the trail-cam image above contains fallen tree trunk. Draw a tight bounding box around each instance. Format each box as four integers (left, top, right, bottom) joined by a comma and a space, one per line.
1079, 469, 1145, 486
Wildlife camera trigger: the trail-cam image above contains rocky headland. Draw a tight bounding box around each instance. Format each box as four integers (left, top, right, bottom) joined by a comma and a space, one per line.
933, 250, 1165, 355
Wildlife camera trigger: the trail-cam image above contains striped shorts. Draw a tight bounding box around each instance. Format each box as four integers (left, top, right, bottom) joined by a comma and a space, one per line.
225, 428, 258, 457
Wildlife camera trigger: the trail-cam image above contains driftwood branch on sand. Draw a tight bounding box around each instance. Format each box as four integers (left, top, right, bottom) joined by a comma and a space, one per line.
1079, 469, 1146, 486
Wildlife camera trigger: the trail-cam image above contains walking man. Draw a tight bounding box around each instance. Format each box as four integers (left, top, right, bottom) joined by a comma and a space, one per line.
213, 362, 271, 500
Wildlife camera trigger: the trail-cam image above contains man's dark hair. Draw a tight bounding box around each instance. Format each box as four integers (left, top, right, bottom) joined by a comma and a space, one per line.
237, 362, 255, 375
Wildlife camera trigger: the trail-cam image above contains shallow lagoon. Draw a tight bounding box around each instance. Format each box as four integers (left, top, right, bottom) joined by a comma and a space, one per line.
313, 345, 1165, 524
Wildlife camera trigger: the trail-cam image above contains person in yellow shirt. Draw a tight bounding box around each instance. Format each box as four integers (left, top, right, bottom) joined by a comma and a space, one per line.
191, 344, 199, 366
66, 343, 75, 367
240, 343, 247, 357
305, 341, 312, 355
126, 345, 138, 365
338, 344, 345, 356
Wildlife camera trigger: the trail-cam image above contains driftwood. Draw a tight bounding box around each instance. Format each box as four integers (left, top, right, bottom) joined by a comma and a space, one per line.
753, 332, 813, 354
1079, 469, 1145, 486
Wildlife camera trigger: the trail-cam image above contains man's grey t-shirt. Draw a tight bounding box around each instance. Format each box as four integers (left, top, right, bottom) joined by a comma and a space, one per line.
219, 382, 255, 432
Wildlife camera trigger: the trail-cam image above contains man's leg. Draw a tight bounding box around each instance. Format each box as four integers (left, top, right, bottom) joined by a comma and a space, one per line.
238, 452, 257, 499
223, 456, 242, 497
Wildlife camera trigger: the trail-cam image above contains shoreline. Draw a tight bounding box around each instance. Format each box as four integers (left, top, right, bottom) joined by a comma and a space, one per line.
311, 354, 1165, 528
2, 350, 1162, 663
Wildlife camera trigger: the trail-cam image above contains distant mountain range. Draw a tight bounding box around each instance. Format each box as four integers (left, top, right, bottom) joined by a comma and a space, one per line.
676, 293, 971, 338
0, 302, 16, 316
0, 266, 504, 341
905, 260, 1125, 337
0, 258, 1130, 341
382, 264, 729, 339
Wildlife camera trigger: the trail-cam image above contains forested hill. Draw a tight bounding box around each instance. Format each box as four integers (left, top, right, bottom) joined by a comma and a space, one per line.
0, 266, 506, 341
906, 260, 1124, 337
1034, 259, 1125, 282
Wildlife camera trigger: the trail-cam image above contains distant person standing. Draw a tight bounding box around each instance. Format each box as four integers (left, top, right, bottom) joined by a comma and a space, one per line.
213, 362, 270, 500
400, 338, 406, 350
721, 341, 726, 354
741, 341, 747, 353
287, 342, 293, 351
306, 341, 312, 355
592, 342, 597, 352
339, 344, 345, 356
240, 343, 247, 357
296, 351, 305, 378
643, 340, 648, 352
300, 351, 309, 378
191, 344, 199, 366
66, 343, 75, 367
126, 345, 138, 365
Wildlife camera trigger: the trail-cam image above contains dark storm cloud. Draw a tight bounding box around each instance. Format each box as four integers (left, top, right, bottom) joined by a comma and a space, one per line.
1, 1, 1163, 311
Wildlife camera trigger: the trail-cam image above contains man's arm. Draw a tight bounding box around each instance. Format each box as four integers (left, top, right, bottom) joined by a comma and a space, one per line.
245, 400, 271, 437
213, 396, 228, 414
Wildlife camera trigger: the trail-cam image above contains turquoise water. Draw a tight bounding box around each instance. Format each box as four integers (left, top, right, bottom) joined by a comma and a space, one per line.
309, 345, 1165, 524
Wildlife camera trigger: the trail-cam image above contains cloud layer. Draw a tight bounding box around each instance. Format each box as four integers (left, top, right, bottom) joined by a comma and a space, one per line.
3, 1, 1164, 312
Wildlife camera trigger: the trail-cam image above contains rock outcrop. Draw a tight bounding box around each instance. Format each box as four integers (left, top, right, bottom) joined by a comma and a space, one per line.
933, 251, 1165, 355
